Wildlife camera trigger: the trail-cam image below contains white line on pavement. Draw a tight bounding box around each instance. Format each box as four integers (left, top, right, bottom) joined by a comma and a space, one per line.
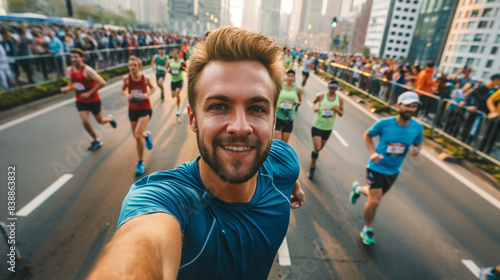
462, 259, 480, 278
311, 74, 500, 212
182, 106, 188, 115
17, 174, 74, 217
333, 130, 349, 147
307, 100, 312, 108
277, 236, 291, 266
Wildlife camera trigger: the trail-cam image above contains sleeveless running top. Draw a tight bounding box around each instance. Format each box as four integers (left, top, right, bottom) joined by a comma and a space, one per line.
70, 65, 101, 103
155, 55, 168, 74
284, 54, 293, 69
170, 59, 183, 82
128, 74, 151, 110
276, 83, 298, 121
312, 92, 340, 131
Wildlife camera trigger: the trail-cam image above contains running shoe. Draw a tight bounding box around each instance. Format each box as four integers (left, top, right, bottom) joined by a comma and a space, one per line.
307, 166, 315, 180
176, 108, 180, 116
145, 131, 153, 150
88, 140, 103, 151
160, 92, 164, 100
360, 229, 375, 245
350, 181, 361, 204
479, 267, 500, 280
108, 114, 117, 128
135, 161, 145, 175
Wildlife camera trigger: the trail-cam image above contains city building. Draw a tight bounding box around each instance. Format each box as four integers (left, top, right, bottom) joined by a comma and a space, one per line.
241, 0, 258, 32
408, 0, 459, 66
365, 0, 422, 59
438, 0, 500, 81
258, 0, 281, 39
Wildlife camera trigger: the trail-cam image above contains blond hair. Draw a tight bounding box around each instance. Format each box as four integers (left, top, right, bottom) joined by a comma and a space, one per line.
128, 55, 142, 69
188, 27, 284, 112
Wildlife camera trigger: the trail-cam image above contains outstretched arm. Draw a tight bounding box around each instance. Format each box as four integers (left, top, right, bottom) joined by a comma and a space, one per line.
87, 213, 182, 280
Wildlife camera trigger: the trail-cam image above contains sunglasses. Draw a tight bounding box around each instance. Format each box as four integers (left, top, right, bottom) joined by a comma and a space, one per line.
328, 85, 338, 90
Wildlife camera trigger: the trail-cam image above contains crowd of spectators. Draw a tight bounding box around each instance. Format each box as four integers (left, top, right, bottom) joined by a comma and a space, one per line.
311, 53, 500, 153
0, 22, 196, 90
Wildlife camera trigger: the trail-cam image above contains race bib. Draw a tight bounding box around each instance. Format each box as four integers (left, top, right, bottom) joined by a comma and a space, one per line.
171, 69, 179, 75
157, 65, 165, 71
322, 108, 334, 118
131, 89, 143, 100
386, 143, 405, 156
74, 82, 85, 91
280, 101, 293, 110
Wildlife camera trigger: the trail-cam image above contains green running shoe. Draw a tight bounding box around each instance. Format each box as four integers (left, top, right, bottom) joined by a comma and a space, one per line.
350, 181, 361, 204
360, 229, 375, 245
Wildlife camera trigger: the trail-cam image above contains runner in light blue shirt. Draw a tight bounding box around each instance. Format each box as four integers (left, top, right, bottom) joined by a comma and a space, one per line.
349, 91, 423, 246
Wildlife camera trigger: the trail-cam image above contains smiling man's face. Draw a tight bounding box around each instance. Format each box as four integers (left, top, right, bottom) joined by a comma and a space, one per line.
188, 60, 276, 184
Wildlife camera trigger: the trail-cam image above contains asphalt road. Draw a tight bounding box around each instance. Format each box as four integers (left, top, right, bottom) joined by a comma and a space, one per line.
0, 67, 499, 280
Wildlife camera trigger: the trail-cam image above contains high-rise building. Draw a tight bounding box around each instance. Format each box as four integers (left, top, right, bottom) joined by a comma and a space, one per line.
438, 0, 500, 81
408, 0, 459, 66
198, 0, 223, 33
365, 0, 422, 58
259, 0, 281, 39
241, 0, 258, 32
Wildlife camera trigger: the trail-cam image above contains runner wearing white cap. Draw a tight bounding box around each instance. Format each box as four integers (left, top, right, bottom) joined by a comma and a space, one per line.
349, 91, 423, 245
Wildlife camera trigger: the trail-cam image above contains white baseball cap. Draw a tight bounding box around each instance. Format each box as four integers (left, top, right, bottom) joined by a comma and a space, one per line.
397, 91, 420, 105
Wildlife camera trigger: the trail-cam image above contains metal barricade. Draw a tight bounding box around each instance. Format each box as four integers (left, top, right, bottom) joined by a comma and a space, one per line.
0, 44, 181, 92
322, 61, 499, 163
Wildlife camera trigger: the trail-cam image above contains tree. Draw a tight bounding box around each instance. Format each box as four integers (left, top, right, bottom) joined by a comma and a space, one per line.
362, 46, 370, 58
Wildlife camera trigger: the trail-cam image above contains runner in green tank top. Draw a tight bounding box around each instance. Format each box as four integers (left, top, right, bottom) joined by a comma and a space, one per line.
307, 80, 344, 179
151, 48, 168, 100
274, 69, 302, 143
284, 49, 293, 70
167, 48, 186, 116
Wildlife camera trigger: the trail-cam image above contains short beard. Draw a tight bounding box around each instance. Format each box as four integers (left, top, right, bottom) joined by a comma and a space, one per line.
399, 111, 412, 121
196, 125, 272, 184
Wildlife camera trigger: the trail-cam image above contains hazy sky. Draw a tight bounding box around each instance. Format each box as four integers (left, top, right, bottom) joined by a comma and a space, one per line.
230, 0, 294, 27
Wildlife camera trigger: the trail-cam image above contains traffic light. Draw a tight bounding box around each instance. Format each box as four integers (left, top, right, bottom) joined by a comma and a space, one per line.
331, 17, 337, 28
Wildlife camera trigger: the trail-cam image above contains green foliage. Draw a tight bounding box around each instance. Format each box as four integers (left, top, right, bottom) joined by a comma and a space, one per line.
362, 46, 370, 58
74, 4, 137, 26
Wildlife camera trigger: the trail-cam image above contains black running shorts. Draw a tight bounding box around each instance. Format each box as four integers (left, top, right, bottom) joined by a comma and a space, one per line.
275, 118, 294, 133
171, 80, 183, 91
311, 127, 332, 140
366, 168, 398, 194
129, 109, 152, 122
76, 101, 101, 115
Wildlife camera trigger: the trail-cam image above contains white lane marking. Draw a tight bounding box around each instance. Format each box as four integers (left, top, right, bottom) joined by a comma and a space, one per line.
311, 74, 500, 211
278, 236, 291, 266
0, 69, 152, 132
421, 149, 500, 211
307, 100, 312, 108
182, 106, 188, 115
333, 130, 349, 147
17, 174, 74, 217
462, 259, 480, 278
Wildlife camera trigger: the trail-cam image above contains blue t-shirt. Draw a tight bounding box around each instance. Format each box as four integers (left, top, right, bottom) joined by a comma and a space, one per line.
117, 140, 300, 279
367, 116, 423, 175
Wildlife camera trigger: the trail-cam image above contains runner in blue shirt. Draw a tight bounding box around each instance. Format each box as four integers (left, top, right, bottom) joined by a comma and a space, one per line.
349, 91, 423, 246
88, 27, 306, 280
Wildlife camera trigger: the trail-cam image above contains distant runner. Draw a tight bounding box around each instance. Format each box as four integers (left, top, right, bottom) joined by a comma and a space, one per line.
307, 80, 343, 179
121, 56, 155, 175
61, 48, 116, 151
151, 47, 168, 100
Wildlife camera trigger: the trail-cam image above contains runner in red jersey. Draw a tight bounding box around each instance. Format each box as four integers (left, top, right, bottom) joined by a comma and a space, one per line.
121, 55, 155, 175
61, 48, 117, 151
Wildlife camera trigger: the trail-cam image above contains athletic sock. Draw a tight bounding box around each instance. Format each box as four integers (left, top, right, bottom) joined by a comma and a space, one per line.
138, 160, 144, 164
363, 225, 372, 232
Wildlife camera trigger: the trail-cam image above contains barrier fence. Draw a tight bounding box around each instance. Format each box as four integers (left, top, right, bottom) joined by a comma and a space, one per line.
322, 61, 500, 164
0, 44, 181, 91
